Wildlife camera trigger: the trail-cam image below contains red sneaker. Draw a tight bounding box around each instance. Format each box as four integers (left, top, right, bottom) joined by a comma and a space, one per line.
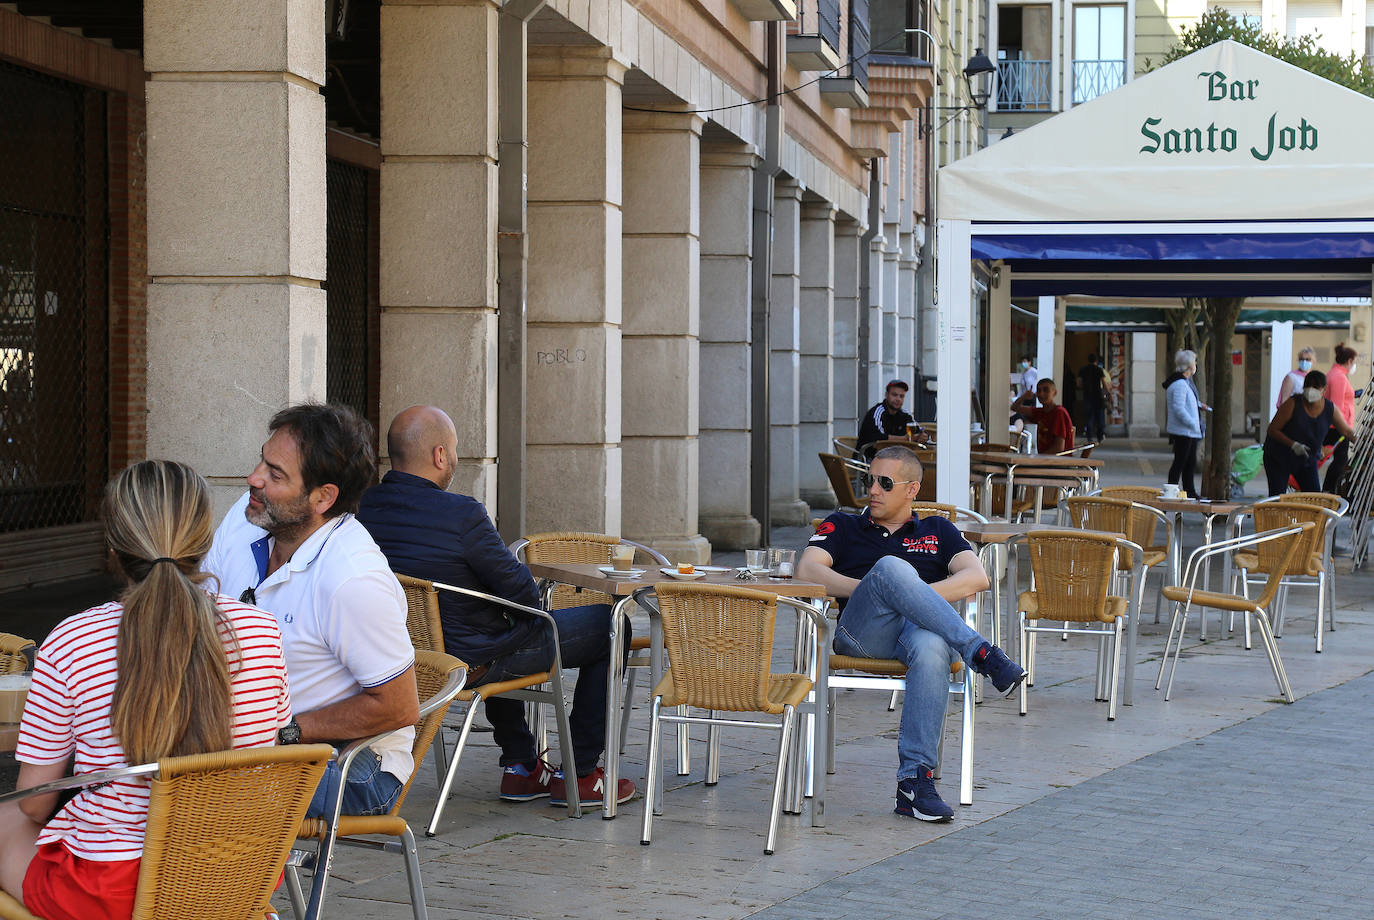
499, 759, 557, 802
549, 767, 636, 806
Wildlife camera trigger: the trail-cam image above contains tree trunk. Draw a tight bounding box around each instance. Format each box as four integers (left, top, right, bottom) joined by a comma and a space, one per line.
1200, 297, 1246, 498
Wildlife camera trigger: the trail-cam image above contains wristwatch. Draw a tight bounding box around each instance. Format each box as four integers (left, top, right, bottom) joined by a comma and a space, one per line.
277, 717, 302, 745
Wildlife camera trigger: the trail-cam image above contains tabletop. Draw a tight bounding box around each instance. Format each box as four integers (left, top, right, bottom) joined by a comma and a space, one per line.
970, 451, 1105, 469
525, 561, 829, 599
1141, 497, 1250, 515
956, 521, 1117, 544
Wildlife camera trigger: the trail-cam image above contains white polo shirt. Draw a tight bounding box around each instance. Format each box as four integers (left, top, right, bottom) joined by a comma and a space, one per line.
205, 492, 416, 783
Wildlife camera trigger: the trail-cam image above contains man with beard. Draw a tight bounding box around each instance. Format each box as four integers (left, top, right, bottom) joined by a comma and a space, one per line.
205, 403, 418, 818
356, 406, 634, 807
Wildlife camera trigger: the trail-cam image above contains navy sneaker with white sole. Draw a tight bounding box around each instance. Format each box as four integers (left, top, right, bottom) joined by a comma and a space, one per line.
895, 767, 953, 822
971, 642, 1027, 695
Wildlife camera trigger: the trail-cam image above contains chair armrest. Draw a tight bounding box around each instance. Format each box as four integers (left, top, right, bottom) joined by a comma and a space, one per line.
430, 581, 566, 683
0, 761, 162, 806
622, 539, 670, 566
1178, 525, 1305, 591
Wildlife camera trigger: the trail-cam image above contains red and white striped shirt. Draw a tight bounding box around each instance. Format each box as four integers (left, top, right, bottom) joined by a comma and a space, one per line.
15, 595, 292, 861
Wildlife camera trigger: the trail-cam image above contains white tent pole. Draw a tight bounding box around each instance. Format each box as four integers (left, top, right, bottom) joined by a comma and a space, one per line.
1269, 320, 1294, 412
936, 218, 973, 504
1037, 295, 1055, 383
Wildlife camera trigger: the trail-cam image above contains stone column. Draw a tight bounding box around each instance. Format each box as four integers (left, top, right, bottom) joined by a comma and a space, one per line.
1128, 333, 1161, 438
699, 145, 761, 550
620, 110, 710, 562
897, 231, 918, 386
525, 47, 626, 533
798, 200, 837, 509
144, 0, 326, 515
881, 235, 900, 384
770, 179, 809, 525
866, 232, 887, 403
376, 0, 500, 506
832, 218, 863, 447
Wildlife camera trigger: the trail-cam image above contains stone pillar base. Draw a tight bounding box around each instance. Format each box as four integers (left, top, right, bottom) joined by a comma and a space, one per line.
1127, 423, 1161, 438
800, 488, 837, 510
700, 513, 762, 550
770, 499, 813, 527
640, 533, 712, 565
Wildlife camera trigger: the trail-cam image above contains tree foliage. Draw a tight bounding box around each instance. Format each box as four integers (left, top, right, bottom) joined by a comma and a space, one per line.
1154, 7, 1374, 97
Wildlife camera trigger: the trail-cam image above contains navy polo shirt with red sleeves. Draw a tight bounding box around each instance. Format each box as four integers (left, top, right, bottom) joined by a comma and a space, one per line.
808, 509, 973, 585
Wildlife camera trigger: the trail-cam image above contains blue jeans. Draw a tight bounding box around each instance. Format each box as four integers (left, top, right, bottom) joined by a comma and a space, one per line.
832, 556, 986, 782
478, 603, 614, 777
306, 749, 403, 819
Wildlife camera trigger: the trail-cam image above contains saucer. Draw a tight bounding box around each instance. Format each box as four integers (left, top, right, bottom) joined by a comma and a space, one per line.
660, 567, 706, 581
598, 565, 645, 577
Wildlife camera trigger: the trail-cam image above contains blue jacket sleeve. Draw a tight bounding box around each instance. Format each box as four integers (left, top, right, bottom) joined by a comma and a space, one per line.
462, 510, 541, 611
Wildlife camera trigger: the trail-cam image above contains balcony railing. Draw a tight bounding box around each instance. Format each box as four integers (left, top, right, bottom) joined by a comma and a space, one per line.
794, 0, 842, 50
1072, 58, 1125, 104
996, 59, 1051, 111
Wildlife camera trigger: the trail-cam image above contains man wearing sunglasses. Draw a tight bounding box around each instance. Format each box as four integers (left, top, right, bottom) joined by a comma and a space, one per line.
798, 445, 1025, 822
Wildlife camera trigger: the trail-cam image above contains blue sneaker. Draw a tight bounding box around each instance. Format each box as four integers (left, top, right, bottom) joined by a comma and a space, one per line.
971, 642, 1026, 695
895, 767, 953, 822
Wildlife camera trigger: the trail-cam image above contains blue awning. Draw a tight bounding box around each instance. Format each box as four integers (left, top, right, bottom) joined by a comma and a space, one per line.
971, 229, 1374, 297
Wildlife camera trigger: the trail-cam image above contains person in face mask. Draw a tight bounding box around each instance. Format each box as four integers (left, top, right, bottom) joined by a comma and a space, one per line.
1323, 343, 1359, 493
1263, 369, 1356, 495
1276, 347, 1316, 409
1017, 355, 1039, 400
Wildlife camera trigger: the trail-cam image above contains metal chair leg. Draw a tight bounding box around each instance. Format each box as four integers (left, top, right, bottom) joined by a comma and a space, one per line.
1254, 607, 1294, 702
284, 864, 307, 920
1107, 619, 1123, 721
959, 669, 975, 806
765, 707, 796, 856
641, 697, 664, 845
705, 715, 721, 786
400, 825, 429, 920
426, 699, 483, 837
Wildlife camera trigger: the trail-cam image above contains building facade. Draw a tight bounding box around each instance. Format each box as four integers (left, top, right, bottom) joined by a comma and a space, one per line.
0, 0, 996, 590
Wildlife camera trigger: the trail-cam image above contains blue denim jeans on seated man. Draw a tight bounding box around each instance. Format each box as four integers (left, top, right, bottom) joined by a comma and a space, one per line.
477, 602, 615, 777
307, 748, 404, 819
832, 555, 986, 783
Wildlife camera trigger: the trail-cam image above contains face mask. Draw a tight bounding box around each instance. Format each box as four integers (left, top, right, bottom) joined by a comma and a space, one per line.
1019, 361, 1029, 370
1298, 359, 1313, 372
1303, 387, 1323, 403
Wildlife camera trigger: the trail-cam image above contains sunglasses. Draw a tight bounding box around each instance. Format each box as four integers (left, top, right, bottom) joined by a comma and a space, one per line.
239, 587, 256, 605
861, 473, 917, 492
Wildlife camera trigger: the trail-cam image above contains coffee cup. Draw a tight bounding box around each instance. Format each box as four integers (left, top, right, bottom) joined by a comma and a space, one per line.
610, 543, 636, 571
1161, 483, 1180, 498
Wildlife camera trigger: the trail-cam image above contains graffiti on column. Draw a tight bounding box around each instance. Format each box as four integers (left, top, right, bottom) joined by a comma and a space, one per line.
1107, 331, 1127, 426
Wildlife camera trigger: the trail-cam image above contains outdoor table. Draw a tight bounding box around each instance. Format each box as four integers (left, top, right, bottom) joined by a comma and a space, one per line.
970, 452, 1105, 521
1136, 497, 1251, 635
961, 521, 1146, 706
524, 561, 828, 822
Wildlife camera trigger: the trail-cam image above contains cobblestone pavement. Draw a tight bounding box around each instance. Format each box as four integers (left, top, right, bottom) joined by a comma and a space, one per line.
7, 439, 1373, 918
747, 668, 1374, 920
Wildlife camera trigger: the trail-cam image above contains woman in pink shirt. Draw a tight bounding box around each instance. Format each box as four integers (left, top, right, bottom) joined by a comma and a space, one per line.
1323, 343, 1358, 492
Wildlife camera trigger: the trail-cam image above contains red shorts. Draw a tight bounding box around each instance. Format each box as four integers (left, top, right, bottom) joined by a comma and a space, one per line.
22, 842, 140, 920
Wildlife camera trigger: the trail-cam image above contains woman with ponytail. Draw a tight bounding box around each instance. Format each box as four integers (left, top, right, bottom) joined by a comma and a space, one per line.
0, 460, 292, 920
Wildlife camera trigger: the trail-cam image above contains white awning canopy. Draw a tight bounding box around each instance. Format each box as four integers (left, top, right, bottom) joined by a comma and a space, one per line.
939, 40, 1374, 222
929, 41, 1374, 504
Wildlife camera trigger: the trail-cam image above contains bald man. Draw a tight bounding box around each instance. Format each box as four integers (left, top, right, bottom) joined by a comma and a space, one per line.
356, 407, 634, 808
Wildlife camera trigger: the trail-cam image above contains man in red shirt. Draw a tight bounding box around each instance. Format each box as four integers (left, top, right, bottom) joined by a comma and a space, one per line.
1012, 378, 1075, 454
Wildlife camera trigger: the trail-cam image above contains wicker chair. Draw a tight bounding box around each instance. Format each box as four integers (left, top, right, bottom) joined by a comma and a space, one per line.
832, 436, 864, 460
1098, 486, 1162, 502
398, 581, 582, 837
641, 583, 825, 855
1156, 523, 1312, 703
1017, 530, 1130, 720
0, 634, 35, 675
287, 650, 467, 920
397, 574, 444, 654
819, 452, 868, 512
1233, 502, 1339, 652
514, 532, 670, 760
0, 745, 333, 920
